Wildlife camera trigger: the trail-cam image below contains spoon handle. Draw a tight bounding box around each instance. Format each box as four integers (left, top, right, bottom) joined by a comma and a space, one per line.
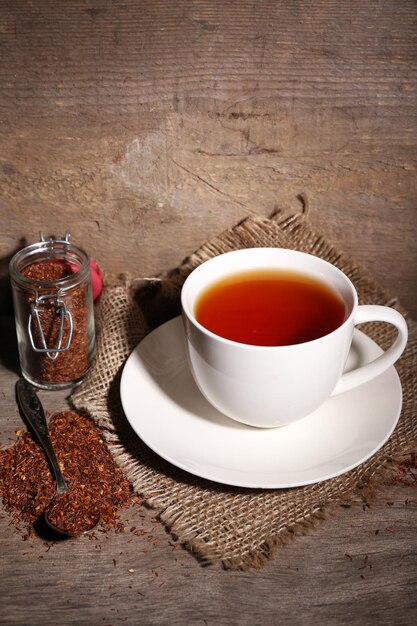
16, 379, 69, 495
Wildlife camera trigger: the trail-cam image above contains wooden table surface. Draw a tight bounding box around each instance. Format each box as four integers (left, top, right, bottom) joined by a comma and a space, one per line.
0, 349, 416, 626
3, 495, 417, 626
0, 1, 416, 624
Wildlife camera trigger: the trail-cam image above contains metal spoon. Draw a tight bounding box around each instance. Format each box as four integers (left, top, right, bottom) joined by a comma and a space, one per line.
15, 378, 99, 537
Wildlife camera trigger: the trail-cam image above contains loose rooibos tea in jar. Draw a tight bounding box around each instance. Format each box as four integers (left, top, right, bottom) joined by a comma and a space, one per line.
9, 232, 96, 390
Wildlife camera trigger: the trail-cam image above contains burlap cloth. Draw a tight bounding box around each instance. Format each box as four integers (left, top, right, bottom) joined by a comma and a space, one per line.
71, 210, 417, 570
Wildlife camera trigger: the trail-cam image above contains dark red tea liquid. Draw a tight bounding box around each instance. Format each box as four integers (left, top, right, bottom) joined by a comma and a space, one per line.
194, 269, 346, 346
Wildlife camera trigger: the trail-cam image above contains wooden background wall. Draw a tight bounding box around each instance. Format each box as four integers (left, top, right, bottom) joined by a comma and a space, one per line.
1, 0, 416, 316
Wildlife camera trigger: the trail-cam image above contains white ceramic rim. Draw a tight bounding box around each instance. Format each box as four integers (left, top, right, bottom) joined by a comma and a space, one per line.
181, 248, 358, 351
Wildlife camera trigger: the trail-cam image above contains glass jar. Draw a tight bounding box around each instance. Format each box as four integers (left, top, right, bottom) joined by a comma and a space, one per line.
9, 232, 96, 390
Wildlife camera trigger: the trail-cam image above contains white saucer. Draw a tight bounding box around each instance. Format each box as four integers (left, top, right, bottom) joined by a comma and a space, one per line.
120, 316, 402, 489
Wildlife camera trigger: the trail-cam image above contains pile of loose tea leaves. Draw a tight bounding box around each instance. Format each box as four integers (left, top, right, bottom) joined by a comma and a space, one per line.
0, 410, 137, 539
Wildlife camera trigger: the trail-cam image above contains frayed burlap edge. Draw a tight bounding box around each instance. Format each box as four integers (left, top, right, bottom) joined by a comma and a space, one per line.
71, 210, 417, 570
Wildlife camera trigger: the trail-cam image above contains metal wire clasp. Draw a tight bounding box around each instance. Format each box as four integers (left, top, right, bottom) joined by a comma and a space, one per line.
28, 292, 73, 361
39, 231, 71, 246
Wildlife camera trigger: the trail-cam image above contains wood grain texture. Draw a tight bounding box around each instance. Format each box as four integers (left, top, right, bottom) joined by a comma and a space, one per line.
0, 342, 416, 625
0, 0, 416, 316
0, 3, 416, 617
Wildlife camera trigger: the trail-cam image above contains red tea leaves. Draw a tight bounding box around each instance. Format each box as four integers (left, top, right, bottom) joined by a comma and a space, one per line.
22, 260, 73, 282
21, 261, 91, 384
0, 431, 55, 526
46, 492, 100, 535
0, 411, 136, 538
390, 453, 417, 486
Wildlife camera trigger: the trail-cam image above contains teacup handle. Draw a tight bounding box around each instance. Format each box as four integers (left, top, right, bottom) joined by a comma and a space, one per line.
332, 305, 408, 396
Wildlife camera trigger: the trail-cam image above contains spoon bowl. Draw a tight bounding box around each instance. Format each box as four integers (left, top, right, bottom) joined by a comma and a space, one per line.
45, 499, 100, 537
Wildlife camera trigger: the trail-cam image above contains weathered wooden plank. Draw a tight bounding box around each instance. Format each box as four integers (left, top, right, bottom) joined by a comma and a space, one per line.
1, 114, 416, 314
0, 0, 416, 315
1, 1, 416, 115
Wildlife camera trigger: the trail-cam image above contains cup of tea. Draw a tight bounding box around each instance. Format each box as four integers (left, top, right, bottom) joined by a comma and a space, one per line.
181, 248, 408, 428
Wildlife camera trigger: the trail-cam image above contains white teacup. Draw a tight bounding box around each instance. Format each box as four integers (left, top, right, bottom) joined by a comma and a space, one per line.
181, 248, 408, 428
